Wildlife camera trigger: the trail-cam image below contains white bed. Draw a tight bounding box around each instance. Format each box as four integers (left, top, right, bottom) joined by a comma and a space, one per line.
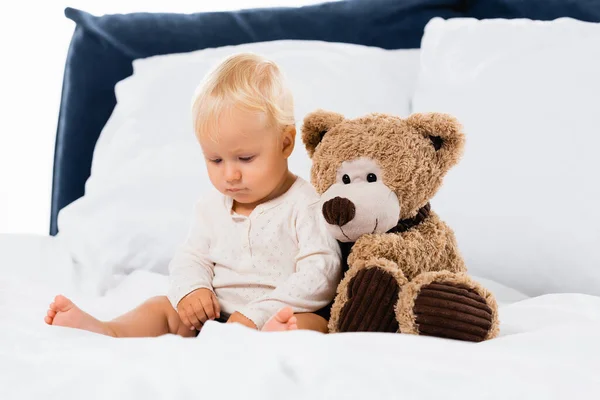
2, 234, 600, 399
3, 16, 600, 400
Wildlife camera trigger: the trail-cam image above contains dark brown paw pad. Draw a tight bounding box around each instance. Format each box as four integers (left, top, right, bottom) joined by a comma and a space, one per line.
414, 283, 493, 342
337, 267, 400, 332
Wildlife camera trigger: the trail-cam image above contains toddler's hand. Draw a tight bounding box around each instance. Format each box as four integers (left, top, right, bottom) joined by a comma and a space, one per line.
177, 288, 220, 331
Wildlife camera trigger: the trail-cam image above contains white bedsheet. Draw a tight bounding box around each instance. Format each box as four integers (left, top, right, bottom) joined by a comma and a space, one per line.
1, 234, 600, 399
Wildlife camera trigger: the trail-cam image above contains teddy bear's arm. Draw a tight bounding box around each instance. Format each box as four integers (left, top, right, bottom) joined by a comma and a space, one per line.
347, 213, 466, 281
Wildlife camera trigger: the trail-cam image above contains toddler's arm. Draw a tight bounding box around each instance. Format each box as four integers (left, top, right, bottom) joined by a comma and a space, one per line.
167, 199, 215, 310
236, 202, 342, 329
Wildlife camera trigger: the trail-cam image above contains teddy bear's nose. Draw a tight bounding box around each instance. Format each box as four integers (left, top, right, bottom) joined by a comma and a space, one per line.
322, 197, 356, 227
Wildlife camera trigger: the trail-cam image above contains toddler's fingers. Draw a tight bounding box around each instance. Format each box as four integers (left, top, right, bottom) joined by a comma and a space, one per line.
178, 309, 193, 330
211, 292, 221, 318
187, 307, 203, 331
200, 296, 215, 320
193, 301, 209, 324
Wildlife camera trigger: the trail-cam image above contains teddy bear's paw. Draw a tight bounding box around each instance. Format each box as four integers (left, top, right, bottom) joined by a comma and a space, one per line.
412, 282, 493, 341
328, 258, 407, 333
396, 272, 499, 342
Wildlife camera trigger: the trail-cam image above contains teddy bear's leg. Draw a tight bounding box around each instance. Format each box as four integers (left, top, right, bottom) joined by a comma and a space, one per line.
396, 271, 499, 342
328, 257, 408, 333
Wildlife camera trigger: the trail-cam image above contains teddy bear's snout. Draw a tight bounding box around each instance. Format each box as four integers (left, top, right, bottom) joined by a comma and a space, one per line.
322, 197, 356, 227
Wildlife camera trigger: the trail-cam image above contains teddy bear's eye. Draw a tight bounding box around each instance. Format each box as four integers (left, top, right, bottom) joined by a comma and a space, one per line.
367, 173, 377, 183
342, 174, 351, 184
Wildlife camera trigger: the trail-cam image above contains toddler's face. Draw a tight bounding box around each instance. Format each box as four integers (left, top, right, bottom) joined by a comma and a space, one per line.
198, 109, 294, 206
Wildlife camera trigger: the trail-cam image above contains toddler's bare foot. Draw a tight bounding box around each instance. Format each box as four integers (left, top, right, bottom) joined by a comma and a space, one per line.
44, 295, 116, 337
261, 307, 298, 332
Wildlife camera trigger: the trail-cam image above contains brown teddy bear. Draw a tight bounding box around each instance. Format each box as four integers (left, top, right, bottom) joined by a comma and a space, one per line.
301, 110, 500, 342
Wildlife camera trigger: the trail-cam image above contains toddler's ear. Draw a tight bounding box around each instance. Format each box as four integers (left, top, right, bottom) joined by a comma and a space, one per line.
282, 125, 296, 157
301, 109, 345, 158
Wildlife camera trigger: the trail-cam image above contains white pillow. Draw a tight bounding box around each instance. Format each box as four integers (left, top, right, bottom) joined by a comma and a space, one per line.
412, 17, 600, 296
57, 40, 421, 293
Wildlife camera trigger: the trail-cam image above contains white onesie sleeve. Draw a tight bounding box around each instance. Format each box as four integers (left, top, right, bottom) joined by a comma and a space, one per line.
167, 199, 215, 309
236, 202, 342, 329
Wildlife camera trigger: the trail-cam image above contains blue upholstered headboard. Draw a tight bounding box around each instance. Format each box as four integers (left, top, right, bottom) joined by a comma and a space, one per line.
50, 0, 600, 235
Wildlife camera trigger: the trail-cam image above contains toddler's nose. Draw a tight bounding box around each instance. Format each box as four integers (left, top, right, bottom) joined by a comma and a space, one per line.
225, 168, 241, 183
322, 197, 355, 226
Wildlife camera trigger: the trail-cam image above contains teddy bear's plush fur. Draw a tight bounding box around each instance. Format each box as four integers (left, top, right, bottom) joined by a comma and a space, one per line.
302, 110, 499, 341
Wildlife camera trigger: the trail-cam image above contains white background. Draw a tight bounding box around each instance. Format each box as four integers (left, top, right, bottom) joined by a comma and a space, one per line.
0, 0, 334, 235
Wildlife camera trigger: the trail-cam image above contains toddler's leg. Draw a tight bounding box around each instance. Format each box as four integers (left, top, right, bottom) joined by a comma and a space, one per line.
295, 313, 329, 333
107, 296, 196, 338
45, 295, 196, 338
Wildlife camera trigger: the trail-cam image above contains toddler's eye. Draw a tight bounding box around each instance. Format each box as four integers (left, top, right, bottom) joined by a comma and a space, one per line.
210, 158, 222, 164
367, 173, 377, 183
342, 174, 351, 184
239, 156, 255, 162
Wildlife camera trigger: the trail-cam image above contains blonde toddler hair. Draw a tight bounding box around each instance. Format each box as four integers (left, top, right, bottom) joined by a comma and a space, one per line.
192, 53, 295, 141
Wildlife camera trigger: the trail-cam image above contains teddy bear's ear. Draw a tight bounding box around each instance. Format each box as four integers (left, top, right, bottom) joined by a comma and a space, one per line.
301, 109, 345, 158
406, 112, 466, 167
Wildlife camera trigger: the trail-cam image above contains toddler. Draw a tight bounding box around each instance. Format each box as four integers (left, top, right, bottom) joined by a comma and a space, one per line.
44, 53, 342, 336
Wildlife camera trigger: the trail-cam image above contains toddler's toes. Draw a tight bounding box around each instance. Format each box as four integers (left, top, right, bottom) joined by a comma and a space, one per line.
45, 307, 57, 324
54, 295, 74, 311
287, 316, 298, 330
262, 307, 297, 332
275, 307, 294, 323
